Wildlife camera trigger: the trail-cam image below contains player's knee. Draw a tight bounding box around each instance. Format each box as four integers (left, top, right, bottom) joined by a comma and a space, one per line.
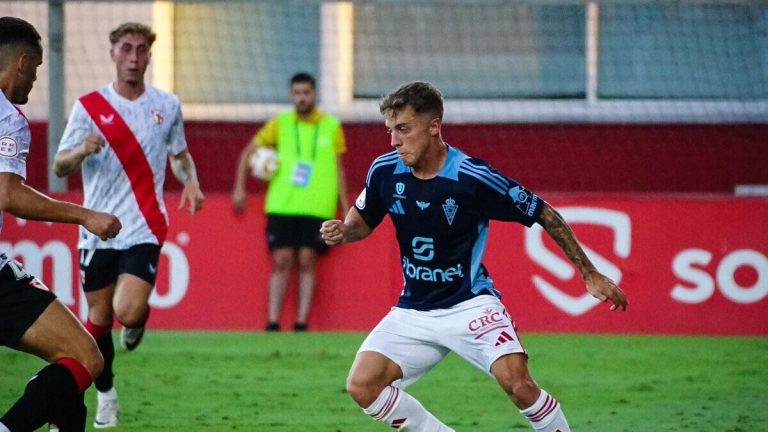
498, 373, 539, 407
346, 374, 380, 408
271, 250, 295, 272
297, 251, 317, 271
79, 343, 104, 379
297, 259, 316, 274
115, 304, 149, 328
273, 260, 292, 272
60, 342, 103, 380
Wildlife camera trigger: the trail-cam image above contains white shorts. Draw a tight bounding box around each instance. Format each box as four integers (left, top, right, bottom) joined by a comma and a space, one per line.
358, 295, 526, 389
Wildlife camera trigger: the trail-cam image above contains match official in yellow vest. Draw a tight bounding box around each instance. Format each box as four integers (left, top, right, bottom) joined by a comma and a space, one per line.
232, 72, 349, 332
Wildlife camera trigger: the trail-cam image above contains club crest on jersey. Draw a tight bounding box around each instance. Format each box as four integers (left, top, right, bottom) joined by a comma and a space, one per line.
99, 114, 114, 125
442, 197, 458, 225
151, 109, 165, 125
0, 136, 19, 157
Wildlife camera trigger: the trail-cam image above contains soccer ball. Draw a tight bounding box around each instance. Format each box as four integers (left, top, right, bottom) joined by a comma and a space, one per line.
249, 147, 279, 180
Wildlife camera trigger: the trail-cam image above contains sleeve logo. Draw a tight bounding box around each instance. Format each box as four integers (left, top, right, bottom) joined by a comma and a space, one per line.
0, 136, 19, 157
355, 189, 367, 210
509, 186, 538, 217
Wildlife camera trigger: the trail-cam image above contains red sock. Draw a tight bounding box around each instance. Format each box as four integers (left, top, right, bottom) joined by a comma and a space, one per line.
85, 318, 111, 339
56, 357, 93, 393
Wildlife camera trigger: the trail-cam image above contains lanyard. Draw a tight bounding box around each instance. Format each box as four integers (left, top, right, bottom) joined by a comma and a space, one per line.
294, 119, 319, 161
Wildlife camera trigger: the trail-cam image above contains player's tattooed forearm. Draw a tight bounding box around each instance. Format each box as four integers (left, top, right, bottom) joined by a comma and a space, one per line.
539, 203, 593, 276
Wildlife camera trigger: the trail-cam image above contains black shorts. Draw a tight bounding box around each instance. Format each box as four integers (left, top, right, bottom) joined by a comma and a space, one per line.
79, 244, 161, 292
0, 260, 57, 348
266, 214, 328, 253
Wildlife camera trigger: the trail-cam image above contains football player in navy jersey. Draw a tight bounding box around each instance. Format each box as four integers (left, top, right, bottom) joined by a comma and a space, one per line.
321, 81, 627, 432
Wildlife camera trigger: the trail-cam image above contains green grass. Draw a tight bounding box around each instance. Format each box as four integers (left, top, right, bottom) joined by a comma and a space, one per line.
1, 332, 767, 431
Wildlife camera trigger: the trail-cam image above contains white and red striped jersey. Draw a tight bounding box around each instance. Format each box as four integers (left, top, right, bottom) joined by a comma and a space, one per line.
58, 83, 187, 250
0, 92, 32, 269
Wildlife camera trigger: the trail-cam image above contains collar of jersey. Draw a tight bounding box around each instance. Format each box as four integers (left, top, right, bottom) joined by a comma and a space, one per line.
292, 107, 323, 124
393, 144, 464, 181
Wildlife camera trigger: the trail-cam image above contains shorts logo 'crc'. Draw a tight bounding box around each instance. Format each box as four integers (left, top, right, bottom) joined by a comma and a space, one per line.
468, 308, 504, 331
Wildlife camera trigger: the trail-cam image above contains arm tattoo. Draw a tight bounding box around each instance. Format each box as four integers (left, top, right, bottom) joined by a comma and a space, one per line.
538, 203, 596, 278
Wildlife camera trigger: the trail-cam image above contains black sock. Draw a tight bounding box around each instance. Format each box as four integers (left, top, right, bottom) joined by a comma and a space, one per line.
94, 334, 115, 392
1, 363, 85, 431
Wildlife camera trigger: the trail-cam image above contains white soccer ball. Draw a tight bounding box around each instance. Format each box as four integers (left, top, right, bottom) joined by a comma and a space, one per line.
249, 147, 279, 180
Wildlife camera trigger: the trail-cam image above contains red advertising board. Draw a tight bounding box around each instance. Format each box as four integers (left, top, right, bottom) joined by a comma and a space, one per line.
2, 193, 766, 335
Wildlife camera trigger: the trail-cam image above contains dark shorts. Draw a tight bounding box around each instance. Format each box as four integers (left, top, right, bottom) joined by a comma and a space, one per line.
266, 214, 328, 253
79, 244, 161, 292
0, 260, 57, 348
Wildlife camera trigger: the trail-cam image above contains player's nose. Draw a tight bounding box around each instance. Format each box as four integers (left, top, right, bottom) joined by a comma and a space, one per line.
389, 133, 401, 148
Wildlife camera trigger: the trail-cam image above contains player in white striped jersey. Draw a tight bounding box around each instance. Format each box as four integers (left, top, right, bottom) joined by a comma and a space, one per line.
53, 22, 204, 428
321, 82, 628, 431
0, 17, 122, 431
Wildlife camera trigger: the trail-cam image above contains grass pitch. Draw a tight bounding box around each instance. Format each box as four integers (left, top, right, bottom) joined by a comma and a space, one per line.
1, 332, 766, 431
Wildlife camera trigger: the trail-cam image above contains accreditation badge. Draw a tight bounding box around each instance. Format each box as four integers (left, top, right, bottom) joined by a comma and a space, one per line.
291, 161, 313, 188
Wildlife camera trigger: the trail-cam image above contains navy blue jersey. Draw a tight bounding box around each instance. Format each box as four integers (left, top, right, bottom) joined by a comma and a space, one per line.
356, 145, 543, 310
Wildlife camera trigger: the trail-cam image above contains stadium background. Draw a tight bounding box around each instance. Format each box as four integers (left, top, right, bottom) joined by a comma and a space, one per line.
1, 0, 766, 334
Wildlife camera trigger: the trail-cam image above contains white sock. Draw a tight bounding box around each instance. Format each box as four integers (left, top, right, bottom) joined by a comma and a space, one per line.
0, 422, 10, 432
363, 385, 455, 431
97, 387, 118, 403
520, 389, 571, 431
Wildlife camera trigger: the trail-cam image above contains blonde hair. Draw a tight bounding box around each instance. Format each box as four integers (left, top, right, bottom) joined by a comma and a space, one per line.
380, 81, 444, 120
109, 22, 156, 46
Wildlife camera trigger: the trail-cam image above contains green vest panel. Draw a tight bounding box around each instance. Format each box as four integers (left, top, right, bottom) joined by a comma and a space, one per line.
265, 111, 340, 219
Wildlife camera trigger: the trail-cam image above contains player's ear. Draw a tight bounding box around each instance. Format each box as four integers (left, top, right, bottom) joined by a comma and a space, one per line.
429, 117, 441, 137
15, 52, 27, 74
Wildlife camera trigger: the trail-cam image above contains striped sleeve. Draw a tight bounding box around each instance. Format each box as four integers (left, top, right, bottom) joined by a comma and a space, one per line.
459, 157, 542, 226
356, 151, 398, 229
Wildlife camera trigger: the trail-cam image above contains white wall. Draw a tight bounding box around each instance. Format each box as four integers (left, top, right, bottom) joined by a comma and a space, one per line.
3, 1, 154, 120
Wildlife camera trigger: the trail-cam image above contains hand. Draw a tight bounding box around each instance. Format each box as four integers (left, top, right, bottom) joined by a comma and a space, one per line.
232, 187, 247, 214
81, 133, 105, 157
585, 271, 628, 311
84, 211, 122, 241
320, 219, 345, 246
179, 181, 205, 215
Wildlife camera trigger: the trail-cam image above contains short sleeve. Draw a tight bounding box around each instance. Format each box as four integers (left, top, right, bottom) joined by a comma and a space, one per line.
0, 111, 30, 179
354, 164, 388, 229
57, 100, 95, 153
253, 116, 280, 149
334, 125, 346, 154
462, 158, 542, 227
167, 99, 188, 156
